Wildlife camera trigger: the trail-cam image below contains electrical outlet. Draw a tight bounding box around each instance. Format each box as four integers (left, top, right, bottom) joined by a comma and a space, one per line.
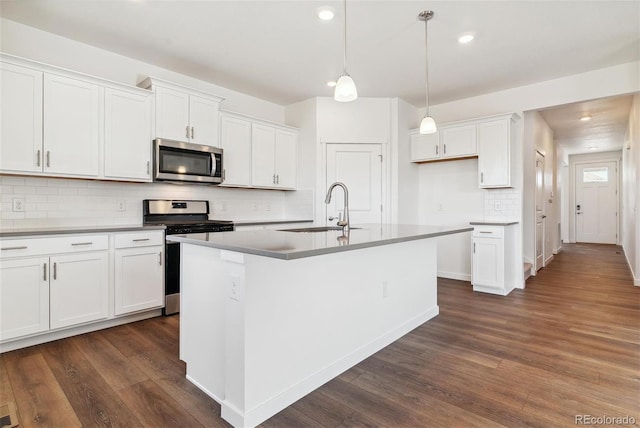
221, 201, 228, 211
382, 281, 389, 298
116, 200, 126, 212
438, 203, 443, 212
251, 202, 258, 211
230, 274, 240, 301
494, 201, 501, 211
12, 198, 25, 212
265, 203, 271, 211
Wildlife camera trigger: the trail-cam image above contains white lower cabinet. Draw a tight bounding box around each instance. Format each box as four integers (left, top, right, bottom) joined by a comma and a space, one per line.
0, 229, 165, 350
115, 246, 164, 315
49, 251, 109, 329
0, 257, 49, 341
471, 224, 517, 296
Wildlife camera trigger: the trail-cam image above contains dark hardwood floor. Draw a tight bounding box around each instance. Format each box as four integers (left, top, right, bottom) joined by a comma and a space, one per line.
2, 243, 638, 427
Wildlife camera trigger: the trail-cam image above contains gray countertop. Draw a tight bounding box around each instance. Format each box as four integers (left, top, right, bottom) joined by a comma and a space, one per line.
469, 221, 519, 226
226, 218, 313, 226
167, 224, 473, 260
0, 224, 166, 238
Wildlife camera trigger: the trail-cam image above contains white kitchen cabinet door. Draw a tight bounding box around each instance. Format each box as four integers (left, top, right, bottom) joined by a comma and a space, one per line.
220, 114, 252, 186
472, 237, 504, 289
154, 85, 190, 142
114, 246, 164, 315
478, 119, 511, 188
441, 124, 477, 158
44, 73, 100, 177
0, 63, 43, 173
274, 129, 297, 189
189, 95, 220, 147
104, 88, 152, 181
49, 251, 108, 329
0, 257, 49, 341
251, 123, 277, 187
410, 132, 440, 162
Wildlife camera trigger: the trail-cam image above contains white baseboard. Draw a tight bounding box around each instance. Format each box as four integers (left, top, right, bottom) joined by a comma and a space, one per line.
621, 245, 639, 286
0, 309, 162, 353
437, 271, 471, 282
221, 306, 440, 428
544, 255, 554, 265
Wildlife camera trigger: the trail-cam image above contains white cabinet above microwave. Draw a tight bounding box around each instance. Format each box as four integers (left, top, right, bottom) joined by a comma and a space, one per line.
140, 77, 225, 148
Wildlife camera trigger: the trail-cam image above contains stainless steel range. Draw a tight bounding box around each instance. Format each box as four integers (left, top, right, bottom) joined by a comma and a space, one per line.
143, 199, 234, 315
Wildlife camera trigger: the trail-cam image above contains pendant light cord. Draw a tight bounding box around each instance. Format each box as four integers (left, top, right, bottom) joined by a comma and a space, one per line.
424, 15, 430, 116
343, 0, 348, 75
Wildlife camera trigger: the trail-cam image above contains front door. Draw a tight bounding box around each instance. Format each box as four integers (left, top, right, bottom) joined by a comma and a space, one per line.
576, 161, 617, 244
535, 152, 545, 271
325, 143, 383, 225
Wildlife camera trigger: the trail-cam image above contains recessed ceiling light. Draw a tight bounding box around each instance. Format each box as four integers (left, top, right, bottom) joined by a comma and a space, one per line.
580, 115, 592, 121
458, 33, 474, 44
589, 146, 598, 150
317, 7, 335, 21
327, 80, 337, 87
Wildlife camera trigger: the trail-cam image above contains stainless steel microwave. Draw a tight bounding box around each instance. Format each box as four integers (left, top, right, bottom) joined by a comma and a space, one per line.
154, 139, 223, 184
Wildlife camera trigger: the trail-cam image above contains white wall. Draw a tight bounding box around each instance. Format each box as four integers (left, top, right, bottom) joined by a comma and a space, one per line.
622, 94, 639, 285
567, 151, 622, 243
0, 18, 284, 122
391, 98, 420, 225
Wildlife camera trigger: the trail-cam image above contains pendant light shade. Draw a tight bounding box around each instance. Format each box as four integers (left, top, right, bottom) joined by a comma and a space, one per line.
335, 74, 358, 102
418, 10, 436, 134
419, 116, 437, 134
335, 0, 357, 102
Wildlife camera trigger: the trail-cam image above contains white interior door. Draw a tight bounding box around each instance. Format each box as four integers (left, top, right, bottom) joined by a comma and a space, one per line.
325, 143, 382, 225
576, 162, 617, 244
535, 152, 545, 271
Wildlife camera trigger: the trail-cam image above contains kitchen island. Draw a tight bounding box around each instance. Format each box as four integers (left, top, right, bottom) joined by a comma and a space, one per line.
168, 224, 472, 428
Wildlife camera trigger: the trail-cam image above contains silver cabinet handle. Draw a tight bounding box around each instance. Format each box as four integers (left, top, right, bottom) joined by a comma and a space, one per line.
46, 151, 51, 167
473, 242, 476, 253
146, 161, 150, 175
133, 238, 150, 242
159, 251, 162, 266
36, 149, 41, 167
479, 231, 492, 234
480, 172, 484, 183
43, 262, 47, 281
191, 126, 195, 139
276, 174, 279, 184
1, 246, 28, 251
272, 174, 276, 184
53, 262, 57, 280
222, 169, 226, 181
71, 242, 93, 246
436, 145, 439, 155
186, 125, 190, 139
443, 144, 447, 155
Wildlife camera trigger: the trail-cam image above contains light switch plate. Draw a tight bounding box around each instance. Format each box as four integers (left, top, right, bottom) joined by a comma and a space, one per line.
494, 201, 501, 211
12, 198, 25, 212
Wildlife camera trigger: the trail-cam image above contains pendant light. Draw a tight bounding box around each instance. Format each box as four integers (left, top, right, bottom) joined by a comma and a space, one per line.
334, 0, 357, 102
418, 10, 436, 134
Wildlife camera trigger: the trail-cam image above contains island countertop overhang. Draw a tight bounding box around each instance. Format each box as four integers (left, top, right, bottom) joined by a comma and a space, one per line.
166, 224, 473, 260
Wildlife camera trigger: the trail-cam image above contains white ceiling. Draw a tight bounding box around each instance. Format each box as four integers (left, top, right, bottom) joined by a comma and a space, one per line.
1, 0, 638, 107
2, 0, 638, 158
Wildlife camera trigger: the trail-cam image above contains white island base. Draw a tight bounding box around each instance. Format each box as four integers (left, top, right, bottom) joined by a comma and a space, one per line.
179, 236, 440, 427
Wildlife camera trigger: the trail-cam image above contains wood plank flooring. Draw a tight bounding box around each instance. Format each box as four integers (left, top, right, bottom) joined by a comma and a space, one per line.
2, 243, 638, 427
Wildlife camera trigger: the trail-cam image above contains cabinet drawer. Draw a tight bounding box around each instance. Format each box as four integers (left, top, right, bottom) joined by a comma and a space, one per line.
115, 231, 165, 249
472, 226, 504, 238
0, 234, 108, 259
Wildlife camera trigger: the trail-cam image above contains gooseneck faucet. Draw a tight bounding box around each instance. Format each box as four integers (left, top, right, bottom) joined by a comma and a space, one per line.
325, 182, 350, 233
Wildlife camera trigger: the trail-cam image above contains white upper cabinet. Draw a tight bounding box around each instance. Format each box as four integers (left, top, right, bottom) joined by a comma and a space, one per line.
440, 124, 477, 158
220, 112, 252, 186
141, 77, 224, 147
44, 74, 101, 177
104, 88, 152, 181
1, 55, 154, 182
478, 116, 516, 188
251, 123, 277, 187
411, 132, 440, 162
0, 63, 43, 173
274, 129, 297, 189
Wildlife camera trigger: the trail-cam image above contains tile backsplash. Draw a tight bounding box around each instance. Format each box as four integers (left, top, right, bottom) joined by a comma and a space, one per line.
0, 176, 314, 230
483, 188, 521, 221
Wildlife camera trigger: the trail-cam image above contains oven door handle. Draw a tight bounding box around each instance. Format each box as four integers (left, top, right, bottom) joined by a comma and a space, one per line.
211, 153, 217, 177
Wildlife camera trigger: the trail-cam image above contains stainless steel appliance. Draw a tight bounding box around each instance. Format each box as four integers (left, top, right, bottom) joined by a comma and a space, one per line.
143, 199, 234, 315
154, 139, 224, 184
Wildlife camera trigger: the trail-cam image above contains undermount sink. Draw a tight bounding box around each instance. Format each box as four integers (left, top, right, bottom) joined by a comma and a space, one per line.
280, 226, 361, 233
